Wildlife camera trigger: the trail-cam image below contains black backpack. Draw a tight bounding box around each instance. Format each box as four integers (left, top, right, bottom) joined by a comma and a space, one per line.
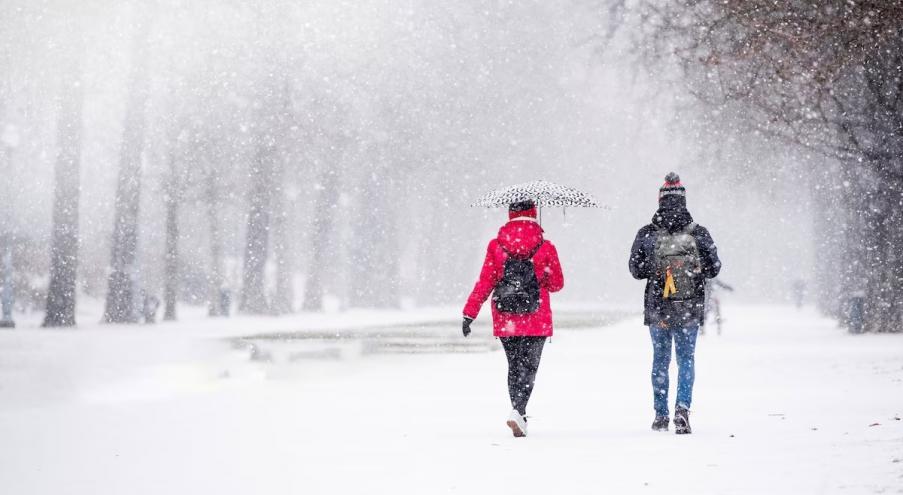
493, 242, 544, 314
653, 223, 703, 301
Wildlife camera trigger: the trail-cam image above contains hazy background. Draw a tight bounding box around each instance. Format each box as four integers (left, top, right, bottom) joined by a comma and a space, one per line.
0, 0, 815, 321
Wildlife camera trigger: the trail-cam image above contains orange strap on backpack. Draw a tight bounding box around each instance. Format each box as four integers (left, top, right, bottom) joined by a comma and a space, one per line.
663, 267, 677, 299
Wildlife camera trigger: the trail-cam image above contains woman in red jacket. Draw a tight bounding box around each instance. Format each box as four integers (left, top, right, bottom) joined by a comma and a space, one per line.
462, 200, 564, 437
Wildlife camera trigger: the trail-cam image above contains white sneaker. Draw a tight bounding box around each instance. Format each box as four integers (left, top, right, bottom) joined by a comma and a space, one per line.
506, 410, 528, 437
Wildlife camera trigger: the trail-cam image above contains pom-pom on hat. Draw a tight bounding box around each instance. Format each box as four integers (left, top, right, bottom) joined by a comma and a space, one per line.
659, 172, 686, 201
509, 200, 537, 220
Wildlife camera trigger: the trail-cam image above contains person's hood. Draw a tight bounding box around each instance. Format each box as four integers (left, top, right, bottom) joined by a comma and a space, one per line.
652, 200, 694, 233
497, 219, 544, 257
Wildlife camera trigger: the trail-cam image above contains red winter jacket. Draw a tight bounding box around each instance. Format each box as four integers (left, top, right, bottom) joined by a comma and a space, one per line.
463, 219, 564, 337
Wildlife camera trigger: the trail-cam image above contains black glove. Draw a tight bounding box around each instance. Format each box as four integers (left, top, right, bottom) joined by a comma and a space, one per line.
462, 317, 473, 337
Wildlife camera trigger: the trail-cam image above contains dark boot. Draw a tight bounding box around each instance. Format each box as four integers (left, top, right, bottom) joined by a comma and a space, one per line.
651, 415, 669, 431
673, 406, 692, 434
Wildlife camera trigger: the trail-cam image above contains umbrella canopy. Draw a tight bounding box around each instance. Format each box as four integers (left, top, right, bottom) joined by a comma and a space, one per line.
470, 180, 602, 208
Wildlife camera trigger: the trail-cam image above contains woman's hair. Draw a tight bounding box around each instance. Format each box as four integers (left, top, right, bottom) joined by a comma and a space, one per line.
509, 200, 536, 212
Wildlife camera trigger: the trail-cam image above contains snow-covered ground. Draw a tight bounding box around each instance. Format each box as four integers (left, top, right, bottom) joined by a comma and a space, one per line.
0, 304, 900, 494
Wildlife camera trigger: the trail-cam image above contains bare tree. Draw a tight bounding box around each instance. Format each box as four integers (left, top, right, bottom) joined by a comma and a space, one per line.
300, 100, 349, 312
270, 117, 298, 316
162, 133, 184, 321
302, 166, 340, 311
239, 135, 275, 314
635, 0, 903, 331
103, 14, 152, 323
204, 168, 227, 316
43, 37, 84, 328
239, 78, 285, 314
270, 176, 294, 315
238, 0, 295, 315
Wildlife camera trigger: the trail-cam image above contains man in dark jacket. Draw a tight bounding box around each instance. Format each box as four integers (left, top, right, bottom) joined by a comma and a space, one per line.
629, 173, 721, 434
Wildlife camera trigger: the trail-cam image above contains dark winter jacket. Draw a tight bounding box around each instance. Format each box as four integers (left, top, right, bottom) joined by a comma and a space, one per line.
629, 204, 721, 327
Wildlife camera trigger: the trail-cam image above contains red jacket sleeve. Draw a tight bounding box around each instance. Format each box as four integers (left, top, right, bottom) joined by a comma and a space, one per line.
463, 240, 503, 319
539, 242, 564, 292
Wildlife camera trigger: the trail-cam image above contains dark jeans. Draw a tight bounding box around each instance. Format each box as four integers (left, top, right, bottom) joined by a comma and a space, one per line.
500, 336, 546, 416
650, 323, 699, 417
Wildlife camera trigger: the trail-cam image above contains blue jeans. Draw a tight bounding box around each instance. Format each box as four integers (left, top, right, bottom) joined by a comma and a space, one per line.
650, 323, 699, 417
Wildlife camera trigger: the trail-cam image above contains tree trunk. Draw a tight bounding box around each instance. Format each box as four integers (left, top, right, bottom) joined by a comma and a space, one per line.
240, 76, 290, 315
1, 128, 17, 328
270, 194, 293, 314
347, 219, 371, 308
162, 148, 179, 321
874, 175, 903, 332
831, 160, 866, 324
378, 212, 401, 308
103, 17, 151, 324
889, 199, 903, 332
205, 171, 225, 317
43, 55, 84, 327
239, 141, 275, 314
863, 177, 894, 333
887, 188, 903, 333
302, 168, 339, 312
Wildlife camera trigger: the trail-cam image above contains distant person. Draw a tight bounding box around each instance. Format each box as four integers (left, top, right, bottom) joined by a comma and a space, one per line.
462, 200, 564, 437
629, 173, 721, 434
703, 278, 734, 336
220, 288, 232, 317
848, 289, 865, 334
142, 293, 160, 324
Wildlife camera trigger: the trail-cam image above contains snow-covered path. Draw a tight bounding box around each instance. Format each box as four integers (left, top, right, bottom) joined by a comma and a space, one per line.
0, 305, 900, 494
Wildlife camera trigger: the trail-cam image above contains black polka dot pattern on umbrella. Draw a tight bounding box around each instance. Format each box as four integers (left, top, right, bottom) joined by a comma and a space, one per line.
470, 180, 602, 208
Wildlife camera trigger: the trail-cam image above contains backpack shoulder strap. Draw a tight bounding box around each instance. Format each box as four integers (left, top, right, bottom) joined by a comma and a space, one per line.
528, 240, 545, 259
499, 244, 511, 258
499, 241, 544, 259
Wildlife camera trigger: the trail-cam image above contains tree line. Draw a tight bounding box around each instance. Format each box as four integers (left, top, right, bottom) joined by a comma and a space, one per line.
632, 0, 903, 332
2, 1, 592, 327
